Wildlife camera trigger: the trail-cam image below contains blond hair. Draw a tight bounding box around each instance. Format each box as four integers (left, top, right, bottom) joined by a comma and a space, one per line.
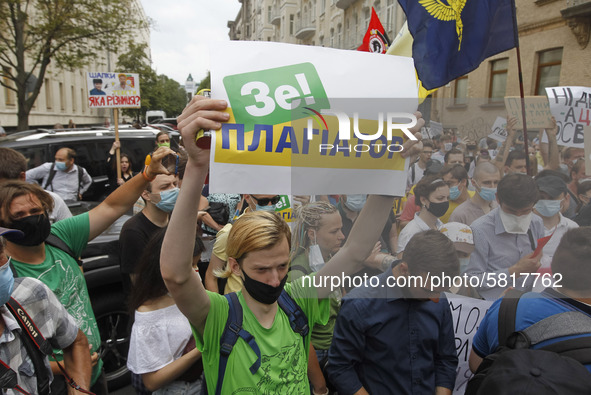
291, 201, 338, 260
214, 211, 291, 281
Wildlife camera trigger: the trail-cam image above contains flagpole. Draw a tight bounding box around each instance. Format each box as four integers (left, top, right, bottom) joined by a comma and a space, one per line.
510, 0, 531, 175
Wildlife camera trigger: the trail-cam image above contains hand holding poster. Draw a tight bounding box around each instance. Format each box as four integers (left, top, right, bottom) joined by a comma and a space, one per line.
488, 116, 508, 142
209, 41, 419, 195
545, 86, 590, 148
504, 96, 553, 130
87, 72, 141, 108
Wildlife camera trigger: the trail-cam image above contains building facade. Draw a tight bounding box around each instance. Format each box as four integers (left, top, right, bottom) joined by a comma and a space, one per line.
0, 0, 150, 130
228, 0, 591, 143
228, 0, 406, 50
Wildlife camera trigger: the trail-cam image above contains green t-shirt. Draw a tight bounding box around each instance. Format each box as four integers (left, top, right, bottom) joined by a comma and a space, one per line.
11, 213, 103, 385
194, 279, 329, 394
288, 253, 342, 350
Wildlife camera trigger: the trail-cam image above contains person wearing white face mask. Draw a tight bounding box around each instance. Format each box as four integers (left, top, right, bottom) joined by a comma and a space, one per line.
533, 176, 578, 279
288, 202, 346, 395
466, 174, 545, 300
451, 162, 500, 226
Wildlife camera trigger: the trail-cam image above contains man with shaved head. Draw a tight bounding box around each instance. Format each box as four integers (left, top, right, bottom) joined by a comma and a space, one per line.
450, 162, 501, 226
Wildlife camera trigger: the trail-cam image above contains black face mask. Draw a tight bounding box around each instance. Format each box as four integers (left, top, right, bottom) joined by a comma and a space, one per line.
242, 268, 287, 305
426, 201, 449, 218
4, 214, 51, 246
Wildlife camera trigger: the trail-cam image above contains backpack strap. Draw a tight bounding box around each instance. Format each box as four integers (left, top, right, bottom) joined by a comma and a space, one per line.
43, 164, 57, 191
411, 162, 416, 184
45, 234, 83, 267
76, 165, 82, 199
215, 293, 262, 395
519, 311, 591, 348
277, 290, 309, 339
539, 337, 591, 365
527, 229, 536, 251
6, 298, 53, 395
497, 289, 524, 347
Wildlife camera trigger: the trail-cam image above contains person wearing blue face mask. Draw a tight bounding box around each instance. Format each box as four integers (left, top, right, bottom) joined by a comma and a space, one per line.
533, 176, 578, 281
440, 164, 474, 223
25, 147, 92, 202
0, 227, 94, 394
451, 162, 501, 226
119, 174, 179, 297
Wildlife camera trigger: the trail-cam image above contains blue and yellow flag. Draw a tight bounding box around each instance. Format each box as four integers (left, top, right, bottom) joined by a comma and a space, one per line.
398, 0, 517, 90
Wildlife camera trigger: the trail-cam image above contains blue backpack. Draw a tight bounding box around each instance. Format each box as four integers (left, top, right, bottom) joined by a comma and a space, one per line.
214, 290, 309, 395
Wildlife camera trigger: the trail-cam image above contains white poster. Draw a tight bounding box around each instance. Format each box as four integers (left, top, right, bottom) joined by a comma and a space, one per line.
545, 86, 590, 148
445, 293, 493, 395
86, 72, 141, 108
209, 41, 419, 195
488, 116, 508, 142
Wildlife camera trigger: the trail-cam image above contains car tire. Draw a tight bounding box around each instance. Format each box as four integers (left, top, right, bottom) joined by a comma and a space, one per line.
92, 290, 132, 391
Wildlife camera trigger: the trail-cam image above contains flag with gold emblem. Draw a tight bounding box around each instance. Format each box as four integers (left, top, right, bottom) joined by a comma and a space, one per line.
398, 0, 517, 90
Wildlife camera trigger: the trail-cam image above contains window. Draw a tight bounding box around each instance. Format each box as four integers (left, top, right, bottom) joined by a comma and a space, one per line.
290, 14, 294, 35
330, 28, 334, 47
311, 0, 316, 21
535, 48, 562, 96
3, 79, 15, 107
45, 78, 52, 109
80, 88, 85, 113
59, 82, 65, 111
364, 8, 370, 29
454, 76, 468, 105
71, 85, 76, 112
385, 0, 395, 38
488, 58, 508, 103
268, 6, 272, 23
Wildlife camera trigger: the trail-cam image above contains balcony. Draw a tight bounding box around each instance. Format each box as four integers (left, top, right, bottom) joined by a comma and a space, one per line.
561, 0, 591, 48
335, 0, 356, 10
295, 18, 316, 40
271, 5, 281, 25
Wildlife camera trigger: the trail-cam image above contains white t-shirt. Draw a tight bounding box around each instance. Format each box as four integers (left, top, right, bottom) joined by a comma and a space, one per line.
397, 212, 443, 254
127, 304, 193, 375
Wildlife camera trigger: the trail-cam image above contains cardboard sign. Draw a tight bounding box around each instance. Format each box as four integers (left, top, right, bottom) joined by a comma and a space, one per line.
86, 72, 141, 108
445, 293, 493, 395
209, 41, 419, 195
488, 116, 508, 142
545, 86, 590, 148
504, 96, 553, 130
429, 121, 443, 137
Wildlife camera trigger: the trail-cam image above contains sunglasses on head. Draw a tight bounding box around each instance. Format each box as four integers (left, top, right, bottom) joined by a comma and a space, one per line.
252, 195, 281, 206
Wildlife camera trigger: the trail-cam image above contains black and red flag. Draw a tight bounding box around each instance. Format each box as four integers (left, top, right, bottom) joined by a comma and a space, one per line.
357, 7, 391, 54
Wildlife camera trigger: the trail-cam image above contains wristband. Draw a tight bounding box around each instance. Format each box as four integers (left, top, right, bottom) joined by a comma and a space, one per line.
313, 388, 329, 395
142, 165, 156, 182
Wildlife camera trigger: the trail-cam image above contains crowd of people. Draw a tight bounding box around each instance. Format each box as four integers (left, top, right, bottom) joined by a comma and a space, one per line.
0, 95, 589, 394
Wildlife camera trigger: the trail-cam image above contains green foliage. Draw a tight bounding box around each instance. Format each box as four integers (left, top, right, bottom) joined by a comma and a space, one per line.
0, 0, 150, 130
116, 42, 187, 120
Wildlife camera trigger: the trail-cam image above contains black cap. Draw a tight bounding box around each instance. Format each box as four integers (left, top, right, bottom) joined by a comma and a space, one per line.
425, 159, 443, 176
535, 176, 567, 199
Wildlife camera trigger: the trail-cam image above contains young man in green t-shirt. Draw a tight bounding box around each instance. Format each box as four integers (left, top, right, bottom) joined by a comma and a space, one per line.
0, 146, 175, 394
160, 96, 424, 393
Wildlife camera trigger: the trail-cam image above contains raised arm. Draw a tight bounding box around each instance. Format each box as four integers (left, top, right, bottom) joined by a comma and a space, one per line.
160, 96, 229, 334
87, 145, 174, 240
494, 116, 517, 175
315, 114, 424, 298
543, 117, 559, 171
